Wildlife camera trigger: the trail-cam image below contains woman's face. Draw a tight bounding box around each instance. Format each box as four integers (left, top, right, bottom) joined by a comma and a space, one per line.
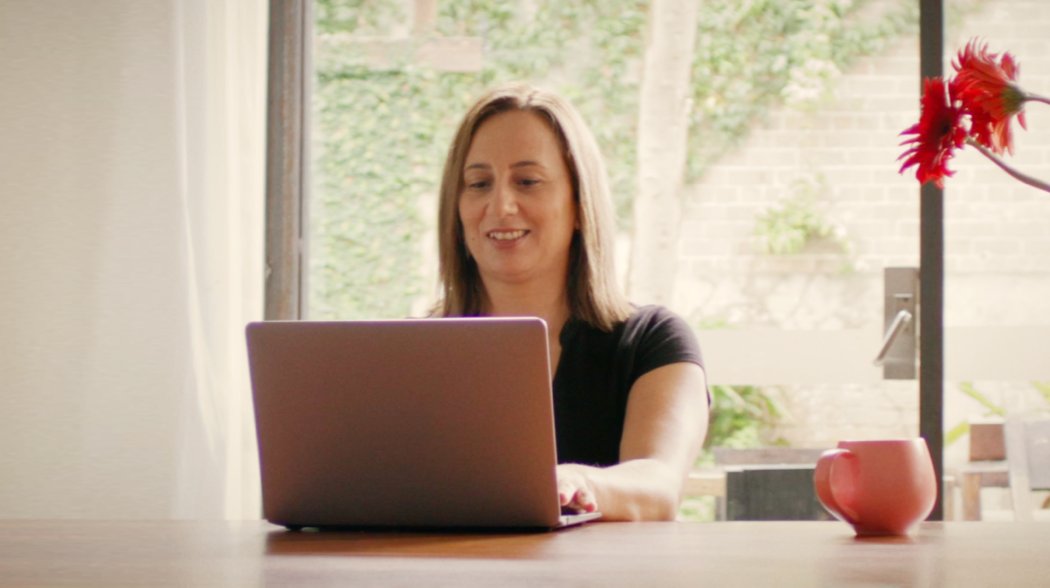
458, 109, 577, 292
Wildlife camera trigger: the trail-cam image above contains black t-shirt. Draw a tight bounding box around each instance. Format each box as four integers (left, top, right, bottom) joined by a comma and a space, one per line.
552, 305, 704, 466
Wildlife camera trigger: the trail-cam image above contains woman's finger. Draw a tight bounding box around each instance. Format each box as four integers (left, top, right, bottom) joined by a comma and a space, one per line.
572, 488, 597, 512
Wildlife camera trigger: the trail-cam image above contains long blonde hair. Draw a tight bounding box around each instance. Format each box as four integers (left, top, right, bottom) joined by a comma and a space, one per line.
435, 83, 631, 331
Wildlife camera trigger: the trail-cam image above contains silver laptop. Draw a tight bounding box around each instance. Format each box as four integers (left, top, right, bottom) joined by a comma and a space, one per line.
245, 317, 601, 531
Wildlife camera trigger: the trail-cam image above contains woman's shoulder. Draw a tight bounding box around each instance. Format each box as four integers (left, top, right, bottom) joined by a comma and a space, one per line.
624, 304, 691, 331
621, 304, 703, 364
566, 305, 690, 344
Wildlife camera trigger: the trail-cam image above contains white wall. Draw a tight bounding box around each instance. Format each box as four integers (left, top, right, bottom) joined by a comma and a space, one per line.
0, 1, 191, 517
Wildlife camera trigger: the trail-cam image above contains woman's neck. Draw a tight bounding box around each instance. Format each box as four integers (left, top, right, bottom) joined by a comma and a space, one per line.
482, 278, 570, 377
482, 279, 570, 329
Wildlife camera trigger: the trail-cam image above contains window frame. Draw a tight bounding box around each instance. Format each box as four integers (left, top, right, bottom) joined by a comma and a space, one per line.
264, 0, 310, 320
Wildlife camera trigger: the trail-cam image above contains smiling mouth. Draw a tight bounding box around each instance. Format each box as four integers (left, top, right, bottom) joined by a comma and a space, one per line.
487, 229, 529, 241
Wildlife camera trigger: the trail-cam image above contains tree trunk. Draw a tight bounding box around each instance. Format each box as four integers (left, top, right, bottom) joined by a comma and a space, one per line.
626, 0, 698, 305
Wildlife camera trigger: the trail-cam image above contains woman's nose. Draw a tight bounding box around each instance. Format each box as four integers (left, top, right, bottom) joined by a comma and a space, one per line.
493, 182, 518, 216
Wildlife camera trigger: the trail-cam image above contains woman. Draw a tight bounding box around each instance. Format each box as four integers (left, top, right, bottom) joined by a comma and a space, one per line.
435, 83, 709, 521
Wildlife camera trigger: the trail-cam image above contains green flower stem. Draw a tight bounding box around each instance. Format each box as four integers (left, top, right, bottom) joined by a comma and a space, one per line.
966, 137, 1050, 193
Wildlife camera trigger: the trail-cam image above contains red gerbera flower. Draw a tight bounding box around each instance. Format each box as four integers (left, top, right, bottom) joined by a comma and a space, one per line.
953, 38, 1027, 155
898, 77, 968, 189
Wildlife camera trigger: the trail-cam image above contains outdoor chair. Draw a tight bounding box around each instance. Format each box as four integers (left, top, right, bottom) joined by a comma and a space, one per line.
712, 447, 831, 521
1004, 416, 1050, 522
953, 419, 1009, 521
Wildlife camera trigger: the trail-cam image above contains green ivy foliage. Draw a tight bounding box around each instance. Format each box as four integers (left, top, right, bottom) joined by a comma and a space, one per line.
707, 384, 786, 451
687, 0, 917, 179
754, 172, 854, 258
310, 68, 466, 319
309, 0, 916, 320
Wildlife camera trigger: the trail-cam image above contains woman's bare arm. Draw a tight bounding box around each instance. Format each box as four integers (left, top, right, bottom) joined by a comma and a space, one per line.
557, 362, 709, 521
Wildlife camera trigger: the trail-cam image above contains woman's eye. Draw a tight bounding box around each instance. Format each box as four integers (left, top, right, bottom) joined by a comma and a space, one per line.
465, 180, 489, 190
518, 178, 541, 187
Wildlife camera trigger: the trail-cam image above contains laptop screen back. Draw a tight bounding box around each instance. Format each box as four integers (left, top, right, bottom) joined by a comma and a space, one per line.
246, 317, 564, 529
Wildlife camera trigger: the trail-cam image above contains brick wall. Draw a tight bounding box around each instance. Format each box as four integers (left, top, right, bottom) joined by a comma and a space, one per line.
676, 0, 1050, 459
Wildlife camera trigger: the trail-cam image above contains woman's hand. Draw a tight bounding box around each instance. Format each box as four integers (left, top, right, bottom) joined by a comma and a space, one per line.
556, 463, 599, 513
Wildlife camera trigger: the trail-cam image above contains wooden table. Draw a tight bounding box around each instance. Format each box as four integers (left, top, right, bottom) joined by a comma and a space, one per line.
2, 520, 1048, 587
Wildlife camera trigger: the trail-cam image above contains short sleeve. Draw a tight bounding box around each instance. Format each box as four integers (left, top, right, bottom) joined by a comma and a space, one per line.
552, 304, 707, 466
622, 305, 704, 382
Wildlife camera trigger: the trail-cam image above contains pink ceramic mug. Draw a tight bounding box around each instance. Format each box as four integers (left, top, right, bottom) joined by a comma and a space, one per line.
813, 438, 936, 536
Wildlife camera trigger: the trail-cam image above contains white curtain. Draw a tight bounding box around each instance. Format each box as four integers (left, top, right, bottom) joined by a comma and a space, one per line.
171, 0, 267, 520
0, 0, 266, 519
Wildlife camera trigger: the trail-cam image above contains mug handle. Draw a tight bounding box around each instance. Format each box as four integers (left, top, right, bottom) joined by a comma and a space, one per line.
814, 448, 861, 524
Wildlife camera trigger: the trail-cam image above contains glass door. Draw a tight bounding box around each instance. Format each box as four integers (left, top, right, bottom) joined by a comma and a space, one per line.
939, 1, 1050, 519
